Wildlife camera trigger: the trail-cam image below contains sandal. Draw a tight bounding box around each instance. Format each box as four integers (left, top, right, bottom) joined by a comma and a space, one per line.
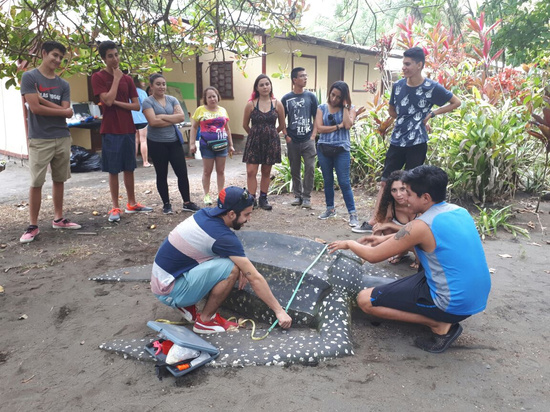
388, 254, 407, 265
410, 260, 420, 270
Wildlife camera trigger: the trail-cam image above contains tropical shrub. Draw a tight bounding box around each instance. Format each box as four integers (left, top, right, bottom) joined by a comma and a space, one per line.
270, 156, 325, 195
442, 93, 531, 202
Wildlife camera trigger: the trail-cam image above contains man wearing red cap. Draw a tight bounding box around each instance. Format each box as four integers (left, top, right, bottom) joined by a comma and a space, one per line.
151, 186, 292, 333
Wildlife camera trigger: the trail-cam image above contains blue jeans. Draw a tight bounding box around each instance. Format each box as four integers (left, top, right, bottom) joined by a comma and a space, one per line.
317, 147, 356, 213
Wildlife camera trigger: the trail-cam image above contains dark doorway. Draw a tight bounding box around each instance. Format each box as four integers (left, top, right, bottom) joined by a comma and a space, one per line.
327, 56, 345, 89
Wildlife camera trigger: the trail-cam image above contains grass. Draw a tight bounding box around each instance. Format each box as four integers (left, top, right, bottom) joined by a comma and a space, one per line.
474, 205, 530, 240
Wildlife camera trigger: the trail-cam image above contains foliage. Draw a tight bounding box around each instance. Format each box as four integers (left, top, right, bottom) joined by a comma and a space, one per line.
270, 155, 324, 195
0, 0, 307, 86
349, 124, 387, 185
481, 0, 550, 67
474, 205, 529, 240
466, 12, 503, 80
526, 88, 550, 211
441, 94, 532, 203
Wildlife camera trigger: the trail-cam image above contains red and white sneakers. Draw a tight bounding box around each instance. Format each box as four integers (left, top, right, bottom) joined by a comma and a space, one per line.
193, 313, 239, 334
177, 305, 197, 323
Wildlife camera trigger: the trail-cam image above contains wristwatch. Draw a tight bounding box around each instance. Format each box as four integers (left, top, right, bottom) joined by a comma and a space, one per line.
430, 111, 436, 118
343, 104, 350, 109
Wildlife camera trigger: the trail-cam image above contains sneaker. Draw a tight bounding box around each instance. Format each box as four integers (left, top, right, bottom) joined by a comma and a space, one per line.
318, 208, 337, 219
183, 202, 200, 212
177, 305, 197, 322
351, 221, 374, 233
193, 313, 239, 334
253, 198, 258, 209
203, 194, 212, 205
291, 197, 302, 206
163, 203, 173, 215
20, 225, 40, 243
52, 218, 82, 230
125, 202, 153, 213
349, 213, 359, 227
258, 196, 272, 211
108, 208, 121, 222
415, 323, 463, 353
301, 199, 312, 209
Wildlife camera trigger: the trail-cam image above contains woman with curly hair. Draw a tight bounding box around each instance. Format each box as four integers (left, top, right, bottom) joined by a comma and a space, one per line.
373, 169, 419, 268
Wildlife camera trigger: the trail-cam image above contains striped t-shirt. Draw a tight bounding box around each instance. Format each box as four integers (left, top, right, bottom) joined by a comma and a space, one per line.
151, 209, 245, 295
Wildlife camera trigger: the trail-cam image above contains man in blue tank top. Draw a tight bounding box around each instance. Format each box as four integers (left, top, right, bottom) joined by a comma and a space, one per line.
328, 165, 491, 353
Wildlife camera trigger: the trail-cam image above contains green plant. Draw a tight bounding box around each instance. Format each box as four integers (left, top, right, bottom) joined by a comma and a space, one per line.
270, 156, 325, 195
526, 88, 550, 212
442, 94, 530, 203
474, 205, 529, 240
349, 125, 387, 186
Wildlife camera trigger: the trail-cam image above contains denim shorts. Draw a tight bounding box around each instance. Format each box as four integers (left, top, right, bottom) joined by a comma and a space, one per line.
101, 133, 137, 173
155, 258, 234, 308
200, 143, 228, 159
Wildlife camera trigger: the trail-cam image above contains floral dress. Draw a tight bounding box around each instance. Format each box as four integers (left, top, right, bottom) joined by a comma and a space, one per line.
242, 99, 281, 165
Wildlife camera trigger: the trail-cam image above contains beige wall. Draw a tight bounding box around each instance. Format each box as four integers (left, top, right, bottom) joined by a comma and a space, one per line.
266, 37, 380, 109
198, 51, 263, 137
193, 37, 382, 138
163, 56, 198, 116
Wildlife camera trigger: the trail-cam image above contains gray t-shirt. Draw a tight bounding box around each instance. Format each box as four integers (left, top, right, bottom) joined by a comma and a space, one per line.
281, 91, 318, 142
20, 68, 71, 139
142, 95, 181, 143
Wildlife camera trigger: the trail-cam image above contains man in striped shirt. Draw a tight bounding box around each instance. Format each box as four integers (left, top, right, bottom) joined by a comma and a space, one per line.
151, 186, 292, 334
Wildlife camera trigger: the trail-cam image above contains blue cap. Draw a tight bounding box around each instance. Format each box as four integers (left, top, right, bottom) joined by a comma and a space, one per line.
205, 187, 254, 217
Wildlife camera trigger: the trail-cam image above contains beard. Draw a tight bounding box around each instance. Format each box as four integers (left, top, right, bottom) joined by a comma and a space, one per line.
231, 217, 243, 230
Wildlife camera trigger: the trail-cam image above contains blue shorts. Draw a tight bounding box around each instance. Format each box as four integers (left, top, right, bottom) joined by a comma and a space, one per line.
370, 270, 470, 324
200, 143, 228, 159
155, 258, 234, 308
102, 133, 137, 174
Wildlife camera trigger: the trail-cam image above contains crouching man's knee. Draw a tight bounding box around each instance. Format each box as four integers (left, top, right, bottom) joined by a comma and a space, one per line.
227, 263, 241, 282
357, 288, 375, 315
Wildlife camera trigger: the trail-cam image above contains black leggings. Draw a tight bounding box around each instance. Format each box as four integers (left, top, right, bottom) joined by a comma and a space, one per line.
147, 139, 191, 205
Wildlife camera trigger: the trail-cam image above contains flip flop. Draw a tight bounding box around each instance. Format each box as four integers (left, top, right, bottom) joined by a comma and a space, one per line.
410, 260, 420, 270
415, 323, 463, 353
388, 254, 408, 265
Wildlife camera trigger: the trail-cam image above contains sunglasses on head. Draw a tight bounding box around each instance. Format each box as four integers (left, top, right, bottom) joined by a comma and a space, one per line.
328, 114, 336, 125
227, 188, 251, 211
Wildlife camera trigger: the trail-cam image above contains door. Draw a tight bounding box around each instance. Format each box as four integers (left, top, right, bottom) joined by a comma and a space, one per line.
327, 56, 345, 89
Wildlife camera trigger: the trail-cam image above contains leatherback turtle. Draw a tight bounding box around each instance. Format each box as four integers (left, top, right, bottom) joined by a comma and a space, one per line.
95, 232, 396, 366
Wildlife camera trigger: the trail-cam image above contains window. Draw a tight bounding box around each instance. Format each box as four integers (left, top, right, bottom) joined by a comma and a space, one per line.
209, 62, 233, 99
352, 62, 369, 92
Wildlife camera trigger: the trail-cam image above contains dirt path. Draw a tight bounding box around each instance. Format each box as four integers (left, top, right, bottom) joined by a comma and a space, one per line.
0, 156, 549, 411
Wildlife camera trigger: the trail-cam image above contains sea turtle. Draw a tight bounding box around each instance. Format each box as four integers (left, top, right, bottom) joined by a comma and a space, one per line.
96, 232, 396, 367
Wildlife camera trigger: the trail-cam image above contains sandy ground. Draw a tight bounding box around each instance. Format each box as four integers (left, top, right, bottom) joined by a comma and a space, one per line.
0, 154, 549, 412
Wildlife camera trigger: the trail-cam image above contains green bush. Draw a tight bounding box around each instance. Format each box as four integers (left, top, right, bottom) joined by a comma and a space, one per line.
436, 92, 532, 202
270, 156, 325, 195
349, 123, 387, 186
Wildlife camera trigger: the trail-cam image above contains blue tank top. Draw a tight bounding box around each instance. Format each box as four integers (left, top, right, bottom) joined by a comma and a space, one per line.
415, 202, 491, 315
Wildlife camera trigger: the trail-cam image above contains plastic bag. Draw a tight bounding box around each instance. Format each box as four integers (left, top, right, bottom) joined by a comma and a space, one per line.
70, 145, 102, 173
165, 344, 200, 365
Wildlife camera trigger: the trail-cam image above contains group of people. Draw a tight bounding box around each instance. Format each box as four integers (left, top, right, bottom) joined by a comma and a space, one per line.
20, 40, 491, 353
149, 47, 490, 354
